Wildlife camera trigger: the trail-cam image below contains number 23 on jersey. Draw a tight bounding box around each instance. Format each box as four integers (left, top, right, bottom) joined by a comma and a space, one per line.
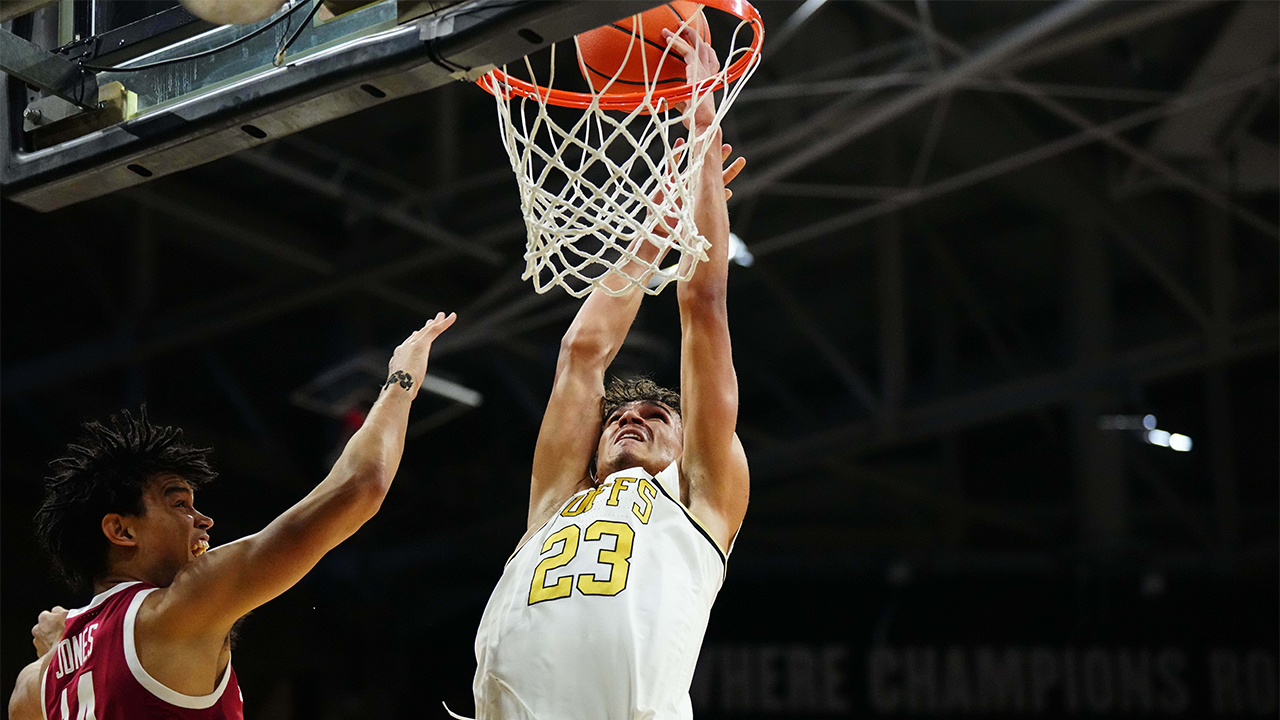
528, 477, 657, 605
529, 520, 634, 604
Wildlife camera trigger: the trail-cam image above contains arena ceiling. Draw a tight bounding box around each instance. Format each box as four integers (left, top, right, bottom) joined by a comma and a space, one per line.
2, 0, 1276, 712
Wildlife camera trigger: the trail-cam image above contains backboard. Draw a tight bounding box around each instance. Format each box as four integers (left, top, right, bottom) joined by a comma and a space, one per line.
1, 0, 665, 212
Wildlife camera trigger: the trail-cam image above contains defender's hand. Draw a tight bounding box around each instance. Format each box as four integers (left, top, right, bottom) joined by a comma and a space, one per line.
385, 312, 457, 400
32, 606, 67, 657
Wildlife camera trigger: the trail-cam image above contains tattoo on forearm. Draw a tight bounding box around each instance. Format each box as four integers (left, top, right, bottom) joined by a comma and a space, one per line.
384, 370, 414, 392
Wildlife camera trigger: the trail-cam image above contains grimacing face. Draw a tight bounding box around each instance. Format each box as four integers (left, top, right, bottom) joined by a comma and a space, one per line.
595, 400, 683, 480
117, 474, 214, 586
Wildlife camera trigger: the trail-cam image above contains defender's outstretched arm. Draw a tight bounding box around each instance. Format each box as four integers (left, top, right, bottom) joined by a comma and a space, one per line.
667, 26, 750, 552
148, 313, 456, 641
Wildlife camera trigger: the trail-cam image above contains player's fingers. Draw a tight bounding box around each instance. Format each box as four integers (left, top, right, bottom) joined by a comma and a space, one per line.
722, 156, 747, 186
661, 28, 693, 58
721, 143, 732, 163
426, 312, 457, 337
725, 189, 733, 200
671, 137, 686, 161
668, 139, 688, 177
415, 311, 446, 334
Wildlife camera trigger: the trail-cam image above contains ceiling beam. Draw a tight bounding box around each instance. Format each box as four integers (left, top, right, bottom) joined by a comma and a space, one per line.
235, 150, 504, 265
1148, 1, 1279, 158
0, 217, 527, 397
861, 0, 1280, 241
1104, 221, 1213, 331
765, 0, 830, 58
759, 182, 902, 200
743, 51, 929, 161
128, 188, 448, 318
751, 266, 880, 415
926, 237, 1020, 375
747, 65, 1279, 258
733, 0, 1108, 198
739, 74, 1178, 104
750, 314, 1278, 481
1002, 0, 1217, 74
280, 135, 514, 212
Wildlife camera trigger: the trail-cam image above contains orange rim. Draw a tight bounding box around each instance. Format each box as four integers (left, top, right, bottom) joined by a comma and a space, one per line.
476, 0, 764, 111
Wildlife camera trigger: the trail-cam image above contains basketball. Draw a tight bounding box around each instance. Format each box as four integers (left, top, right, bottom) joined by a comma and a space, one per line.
576, 1, 713, 94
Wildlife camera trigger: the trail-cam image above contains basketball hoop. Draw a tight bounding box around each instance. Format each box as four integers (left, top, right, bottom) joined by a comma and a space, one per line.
477, 0, 764, 297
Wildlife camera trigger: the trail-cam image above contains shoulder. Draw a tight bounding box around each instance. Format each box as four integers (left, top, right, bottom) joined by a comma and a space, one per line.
678, 438, 749, 551
133, 581, 222, 647
525, 477, 596, 532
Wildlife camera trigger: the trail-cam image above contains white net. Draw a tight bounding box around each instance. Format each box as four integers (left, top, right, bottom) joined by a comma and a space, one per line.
479, 8, 761, 297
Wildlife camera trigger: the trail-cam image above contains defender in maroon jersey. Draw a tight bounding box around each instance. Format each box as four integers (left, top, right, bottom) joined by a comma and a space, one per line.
9, 312, 457, 720
40, 581, 243, 719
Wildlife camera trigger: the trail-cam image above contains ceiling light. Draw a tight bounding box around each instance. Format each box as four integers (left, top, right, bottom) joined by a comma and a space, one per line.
646, 233, 755, 290
728, 232, 754, 267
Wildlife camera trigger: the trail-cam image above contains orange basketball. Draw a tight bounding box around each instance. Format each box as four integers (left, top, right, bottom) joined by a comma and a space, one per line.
576, 2, 712, 95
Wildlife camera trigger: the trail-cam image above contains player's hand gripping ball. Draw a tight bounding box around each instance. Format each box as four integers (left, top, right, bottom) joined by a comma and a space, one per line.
577, 1, 712, 94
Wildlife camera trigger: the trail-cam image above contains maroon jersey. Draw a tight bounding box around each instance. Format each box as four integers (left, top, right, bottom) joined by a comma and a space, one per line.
42, 581, 244, 720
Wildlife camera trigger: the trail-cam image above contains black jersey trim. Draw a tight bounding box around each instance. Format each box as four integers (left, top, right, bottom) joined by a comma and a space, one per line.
650, 474, 728, 570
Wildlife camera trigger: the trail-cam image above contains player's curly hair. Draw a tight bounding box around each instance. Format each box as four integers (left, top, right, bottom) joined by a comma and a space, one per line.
601, 375, 681, 424
35, 406, 217, 592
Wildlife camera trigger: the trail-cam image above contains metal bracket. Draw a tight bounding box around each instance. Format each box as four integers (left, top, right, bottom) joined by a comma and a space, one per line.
449, 63, 495, 82
26, 81, 137, 150
417, 14, 457, 41
0, 28, 97, 108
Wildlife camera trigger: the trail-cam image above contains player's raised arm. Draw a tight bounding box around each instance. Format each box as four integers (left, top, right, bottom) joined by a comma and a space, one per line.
149, 312, 456, 638
528, 136, 750, 534
666, 25, 750, 552
529, 252, 656, 530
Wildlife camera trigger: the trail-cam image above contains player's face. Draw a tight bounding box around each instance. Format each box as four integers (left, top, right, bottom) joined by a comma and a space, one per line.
596, 401, 683, 479
129, 474, 214, 586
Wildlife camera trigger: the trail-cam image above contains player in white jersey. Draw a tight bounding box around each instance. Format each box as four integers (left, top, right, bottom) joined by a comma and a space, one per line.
469, 26, 749, 720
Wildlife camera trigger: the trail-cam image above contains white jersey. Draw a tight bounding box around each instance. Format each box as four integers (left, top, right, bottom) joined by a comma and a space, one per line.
472, 462, 727, 720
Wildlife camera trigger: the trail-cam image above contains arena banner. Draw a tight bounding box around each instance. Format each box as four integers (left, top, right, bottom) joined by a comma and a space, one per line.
690, 570, 1278, 718
691, 643, 1277, 716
